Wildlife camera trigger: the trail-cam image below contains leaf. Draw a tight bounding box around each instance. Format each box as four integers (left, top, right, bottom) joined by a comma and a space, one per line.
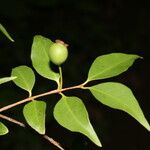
11, 65, 35, 95
31, 35, 59, 83
89, 82, 150, 131
54, 96, 102, 147
0, 76, 17, 85
87, 53, 141, 82
0, 122, 9, 135
23, 100, 46, 134
0, 23, 14, 42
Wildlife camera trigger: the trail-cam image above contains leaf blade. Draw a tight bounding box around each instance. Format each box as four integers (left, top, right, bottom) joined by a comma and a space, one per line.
11, 65, 35, 94
0, 23, 14, 42
31, 35, 59, 82
0, 76, 17, 85
23, 100, 46, 134
54, 96, 102, 147
0, 122, 9, 135
89, 82, 150, 131
87, 53, 141, 81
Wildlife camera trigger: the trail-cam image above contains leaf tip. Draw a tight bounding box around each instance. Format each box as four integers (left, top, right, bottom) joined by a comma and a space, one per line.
139, 116, 150, 132
145, 123, 150, 132
11, 39, 15, 42
91, 132, 102, 147
139, 56, 143, 59
0, 23, 15, 42
96, 140, 102, 147
37, 128, 45, 135
135, 55, 143, 59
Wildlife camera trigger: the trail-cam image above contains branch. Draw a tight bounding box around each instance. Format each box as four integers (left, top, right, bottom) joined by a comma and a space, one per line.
0, 114, 25, 127
0, 83, 84, 113
43, 135, 64, 150
0, 114, 64, 150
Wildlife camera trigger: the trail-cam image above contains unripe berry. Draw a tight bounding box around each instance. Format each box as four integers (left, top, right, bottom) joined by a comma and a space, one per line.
49, 40, 68, 65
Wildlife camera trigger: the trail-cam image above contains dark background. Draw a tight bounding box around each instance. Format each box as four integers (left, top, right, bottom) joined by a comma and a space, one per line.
0, 0, 150, 150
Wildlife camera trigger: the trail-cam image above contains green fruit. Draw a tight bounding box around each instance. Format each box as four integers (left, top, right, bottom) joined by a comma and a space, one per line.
49, 42, 68, 65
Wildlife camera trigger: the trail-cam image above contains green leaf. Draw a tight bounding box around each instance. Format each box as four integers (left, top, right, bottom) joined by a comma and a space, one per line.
23, 100, 46, 134
31, 35, 59, 83
54, 96, 102, 147
87, 53, 141, 82
11, 65, 35, 95
89, 82, 150, 131
0, 76, 17, 85
0, 23, 14, 42
0, 122, 9, 135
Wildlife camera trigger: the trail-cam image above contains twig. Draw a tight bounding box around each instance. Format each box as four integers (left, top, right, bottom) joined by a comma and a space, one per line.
0, 114, 64, 150
0, 83, 85, 113
43, 135, 64, 150
0, 114, 25, 127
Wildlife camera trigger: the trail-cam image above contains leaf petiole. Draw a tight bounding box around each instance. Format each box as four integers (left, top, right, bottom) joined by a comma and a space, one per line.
58, 66, 63, 90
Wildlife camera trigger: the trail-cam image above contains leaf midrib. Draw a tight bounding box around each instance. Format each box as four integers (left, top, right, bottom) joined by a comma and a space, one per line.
90, 86, 139, 119
32, 102, 42, 131
88, 55, 137, 81
16, 69, 31, 91
64, 97, 89, 132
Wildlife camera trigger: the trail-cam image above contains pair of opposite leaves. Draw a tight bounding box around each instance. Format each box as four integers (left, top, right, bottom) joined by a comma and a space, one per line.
9, 36, 150, 147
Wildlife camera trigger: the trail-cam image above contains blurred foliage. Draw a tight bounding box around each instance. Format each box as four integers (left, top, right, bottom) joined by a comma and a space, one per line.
0, 0, 150, 149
